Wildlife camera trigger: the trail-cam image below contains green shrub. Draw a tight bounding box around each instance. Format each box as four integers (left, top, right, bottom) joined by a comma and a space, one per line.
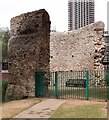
1, 80, 8, 102
2, 80, 8, 90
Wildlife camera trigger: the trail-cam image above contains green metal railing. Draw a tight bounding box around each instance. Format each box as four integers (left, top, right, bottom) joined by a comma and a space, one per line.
55, 72, 58, 98
86, 70, 89, 100
35, 70, 108, 100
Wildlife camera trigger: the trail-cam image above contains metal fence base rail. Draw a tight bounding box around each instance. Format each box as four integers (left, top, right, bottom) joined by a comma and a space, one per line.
35, 70, 108, 101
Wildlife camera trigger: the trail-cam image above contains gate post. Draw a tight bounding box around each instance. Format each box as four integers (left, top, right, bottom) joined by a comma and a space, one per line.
35, 72, 43, 97
86, 70, 89, 100
55, 71, 58, 98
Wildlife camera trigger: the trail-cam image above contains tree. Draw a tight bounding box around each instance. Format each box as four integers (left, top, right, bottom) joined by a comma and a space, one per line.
0, 27, 10, 63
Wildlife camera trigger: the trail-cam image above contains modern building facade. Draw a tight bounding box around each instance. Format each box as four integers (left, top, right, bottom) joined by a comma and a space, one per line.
107, 1, 109, 34
68, 0, 94, 31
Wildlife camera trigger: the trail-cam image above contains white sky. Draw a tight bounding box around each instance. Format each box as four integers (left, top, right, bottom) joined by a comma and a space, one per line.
0, 0, 108, 32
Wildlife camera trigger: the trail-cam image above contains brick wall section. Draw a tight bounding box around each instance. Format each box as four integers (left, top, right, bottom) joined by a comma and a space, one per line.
6, 9, 50, 100
50, 21, 105, 71
2, 72, 8, 80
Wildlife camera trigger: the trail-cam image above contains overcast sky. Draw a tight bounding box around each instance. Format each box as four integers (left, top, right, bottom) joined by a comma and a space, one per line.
0, 0, 108, 31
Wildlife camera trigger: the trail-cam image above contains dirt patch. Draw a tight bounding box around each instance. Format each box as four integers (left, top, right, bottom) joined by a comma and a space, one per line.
0, 98, 42, 118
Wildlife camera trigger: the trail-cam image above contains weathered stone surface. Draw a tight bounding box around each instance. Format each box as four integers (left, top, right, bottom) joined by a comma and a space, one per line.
10, 9, 50, 36
6, 9, 50, 100
50, 21, 105, 71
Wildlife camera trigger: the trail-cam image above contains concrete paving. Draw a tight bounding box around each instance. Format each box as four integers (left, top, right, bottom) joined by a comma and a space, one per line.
13, 99, 67, 119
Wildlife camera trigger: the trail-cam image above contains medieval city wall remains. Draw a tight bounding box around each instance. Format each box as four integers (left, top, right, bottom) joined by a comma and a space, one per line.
6, 10, 105, 100
6, 9, 50, 100
50, 21, 105, 71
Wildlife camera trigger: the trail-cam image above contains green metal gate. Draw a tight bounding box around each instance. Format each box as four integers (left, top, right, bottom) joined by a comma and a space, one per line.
35, 72, 43, 97
35, 70, 108, 100
48, 71, 88, 99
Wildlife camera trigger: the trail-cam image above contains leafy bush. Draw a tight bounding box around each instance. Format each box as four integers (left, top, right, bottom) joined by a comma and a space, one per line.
2, 80, 8, 90
1, 80, 8, 102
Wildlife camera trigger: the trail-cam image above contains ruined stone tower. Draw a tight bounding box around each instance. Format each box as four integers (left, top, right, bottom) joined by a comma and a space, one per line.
6, 9, 50, 100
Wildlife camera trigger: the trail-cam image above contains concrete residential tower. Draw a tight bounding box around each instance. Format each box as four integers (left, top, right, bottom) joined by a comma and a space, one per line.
107, 1, 109, 33
68, 0, 94, 31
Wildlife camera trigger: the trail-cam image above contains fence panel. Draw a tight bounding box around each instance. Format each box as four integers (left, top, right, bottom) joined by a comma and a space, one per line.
35, 70, 107, 100
48, 71, 86, 99
48, 72, 56, 98
88, 70, 107, 100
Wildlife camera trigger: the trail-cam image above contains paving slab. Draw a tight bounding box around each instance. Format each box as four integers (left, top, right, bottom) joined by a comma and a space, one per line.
13, 99, 67, 119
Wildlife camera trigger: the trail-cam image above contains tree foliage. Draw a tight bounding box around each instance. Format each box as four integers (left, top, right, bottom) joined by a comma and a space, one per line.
0, 27, 10, 62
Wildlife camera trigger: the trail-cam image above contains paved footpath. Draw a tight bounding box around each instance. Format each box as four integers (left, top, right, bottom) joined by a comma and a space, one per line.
13, 99, 67, 119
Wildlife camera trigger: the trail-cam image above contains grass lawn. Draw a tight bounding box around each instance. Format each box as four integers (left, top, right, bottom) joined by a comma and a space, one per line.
0, 98, 43, 119
50, 100, 107, 118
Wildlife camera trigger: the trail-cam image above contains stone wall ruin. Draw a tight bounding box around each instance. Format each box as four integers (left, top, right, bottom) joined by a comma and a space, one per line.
6, 9, 50, 100
6, 10, 106, 100
50, 21, 105, 71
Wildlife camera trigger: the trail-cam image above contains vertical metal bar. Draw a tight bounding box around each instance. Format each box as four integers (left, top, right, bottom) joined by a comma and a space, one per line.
97, 70, 98, 100
61, 72, 62, 98
77, 71, 79, 99
73, 71, 74, 99
55, 71, 58, 98
70, 71, 72, 98
84, 70, 86, 99
52, 72, 54, 97
69, 72, 71, 98
105, 70, 107, 100
98, 70, 100, 100
59, 72, 61, 98
65, 71, 67, 98
71, 71, 73, 99
74, 71, 76, 99
80, 71, 82, 99
96, 70, 97, 100
79, 71, 81, 99
61, 72, 63, 98
63, 72, 64, 98
53, 72, 55, 97
95, 70, 97, 100
62, 72, 64, 98
106, 70, 109, 100
100, 70, 101, 100
51, 72, 53, 97
75, 71, 78, 99
65, 71, 69, 98
79, 71, 80, 99
103, 70, 106, 100
86, 70, 89, 100
35, 72, 37, 97
66, 71, 68, 98
67, 71, 69, 98
68, 72, 70, 98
